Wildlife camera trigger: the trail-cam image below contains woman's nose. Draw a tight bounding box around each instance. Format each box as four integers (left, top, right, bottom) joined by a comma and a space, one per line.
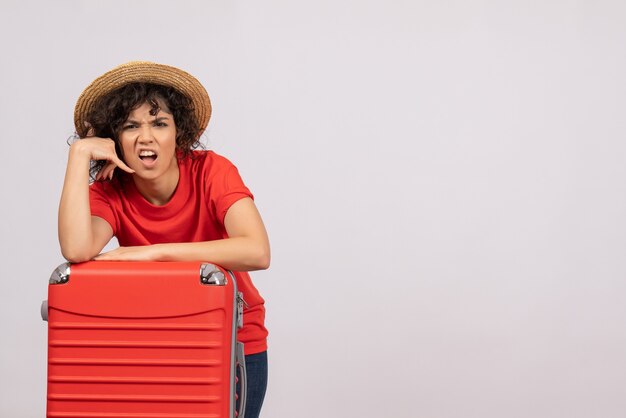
138, 126, 155, 143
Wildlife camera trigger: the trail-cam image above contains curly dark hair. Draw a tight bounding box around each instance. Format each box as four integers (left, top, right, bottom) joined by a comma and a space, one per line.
72, 82, 203, 181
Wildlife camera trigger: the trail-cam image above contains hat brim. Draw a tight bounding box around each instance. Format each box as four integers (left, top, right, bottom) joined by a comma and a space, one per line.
74, 61, 211, 138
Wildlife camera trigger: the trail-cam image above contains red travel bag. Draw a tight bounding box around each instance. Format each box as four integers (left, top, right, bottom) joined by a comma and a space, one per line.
41, 261, 246, 418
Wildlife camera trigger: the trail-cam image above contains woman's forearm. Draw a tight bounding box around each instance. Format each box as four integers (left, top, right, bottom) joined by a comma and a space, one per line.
94, 238, 271, 272
58, 145, 98, 262
156, 237, 270, 271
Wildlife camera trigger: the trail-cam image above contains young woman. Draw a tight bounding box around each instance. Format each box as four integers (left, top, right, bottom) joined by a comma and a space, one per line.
58, 61, 270, 417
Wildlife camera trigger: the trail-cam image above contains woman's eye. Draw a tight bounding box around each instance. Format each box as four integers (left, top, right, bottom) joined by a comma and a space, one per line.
156, 122, 167, 127
123, 125, 136, 130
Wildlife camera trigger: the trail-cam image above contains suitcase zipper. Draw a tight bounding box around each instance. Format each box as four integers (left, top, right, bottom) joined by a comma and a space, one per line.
237, 292, 247, 328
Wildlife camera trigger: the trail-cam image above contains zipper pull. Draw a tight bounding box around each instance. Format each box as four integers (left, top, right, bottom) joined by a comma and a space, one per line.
237, 292, 246, 328
238, 292, 249, 308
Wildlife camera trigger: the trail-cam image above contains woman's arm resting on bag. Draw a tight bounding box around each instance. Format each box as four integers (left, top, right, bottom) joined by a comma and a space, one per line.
94, 197, 271, 271
58, 138, 132, 262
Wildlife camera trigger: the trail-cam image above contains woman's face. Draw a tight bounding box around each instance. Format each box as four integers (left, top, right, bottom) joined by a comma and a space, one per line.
118, 100, 178, 182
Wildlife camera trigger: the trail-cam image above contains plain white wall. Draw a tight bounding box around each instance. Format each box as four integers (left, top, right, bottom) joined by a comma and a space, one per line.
1, 1, 625, 417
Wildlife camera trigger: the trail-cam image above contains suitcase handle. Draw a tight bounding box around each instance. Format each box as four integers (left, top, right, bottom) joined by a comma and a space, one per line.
41, 300, 48, 321
236, 342, 247, 418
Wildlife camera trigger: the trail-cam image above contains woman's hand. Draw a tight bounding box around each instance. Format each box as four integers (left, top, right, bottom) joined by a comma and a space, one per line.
94, 245, 160, 261
71, 135, 135, 180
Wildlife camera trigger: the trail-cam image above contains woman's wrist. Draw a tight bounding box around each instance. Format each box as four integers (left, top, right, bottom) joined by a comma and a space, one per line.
69, 140, 91, 158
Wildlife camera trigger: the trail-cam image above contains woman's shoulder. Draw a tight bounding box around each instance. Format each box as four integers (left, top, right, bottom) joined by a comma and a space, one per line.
186, 150, 239, 171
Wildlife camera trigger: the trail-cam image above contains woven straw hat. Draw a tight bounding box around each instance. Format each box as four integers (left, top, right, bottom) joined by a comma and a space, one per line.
74, 61, 211, 138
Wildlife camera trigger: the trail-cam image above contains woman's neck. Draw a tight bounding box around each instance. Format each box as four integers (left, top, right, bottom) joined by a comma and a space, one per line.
132, 159, 180, 206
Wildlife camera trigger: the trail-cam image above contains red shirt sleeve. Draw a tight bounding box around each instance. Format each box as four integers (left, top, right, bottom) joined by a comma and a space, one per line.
207, 156, 254, 224
89, 181, 119, 235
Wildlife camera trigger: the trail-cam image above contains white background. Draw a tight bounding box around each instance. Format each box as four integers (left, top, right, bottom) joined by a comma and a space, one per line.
1, 1, 625, 417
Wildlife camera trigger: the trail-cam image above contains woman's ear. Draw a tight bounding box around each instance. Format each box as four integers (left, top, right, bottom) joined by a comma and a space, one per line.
84, 121, 95, 137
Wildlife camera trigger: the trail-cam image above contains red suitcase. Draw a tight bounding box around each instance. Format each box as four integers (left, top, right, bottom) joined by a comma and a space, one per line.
42, 261, 246, 418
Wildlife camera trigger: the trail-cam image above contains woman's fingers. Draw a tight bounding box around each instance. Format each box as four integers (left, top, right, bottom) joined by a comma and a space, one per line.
96, 161, 115, 181
74, 137, 135, 176
96, 159, 133, 181
95, 140, 135, 176
98, 140, 133, 173
104, 166, 114, 181
111, 156, 135, 173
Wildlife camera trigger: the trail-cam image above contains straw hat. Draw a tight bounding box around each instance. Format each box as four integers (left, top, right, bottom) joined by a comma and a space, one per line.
74, 61, 211, 137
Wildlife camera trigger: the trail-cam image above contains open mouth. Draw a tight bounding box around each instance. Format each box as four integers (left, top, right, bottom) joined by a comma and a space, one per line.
138, 150, 158, 166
